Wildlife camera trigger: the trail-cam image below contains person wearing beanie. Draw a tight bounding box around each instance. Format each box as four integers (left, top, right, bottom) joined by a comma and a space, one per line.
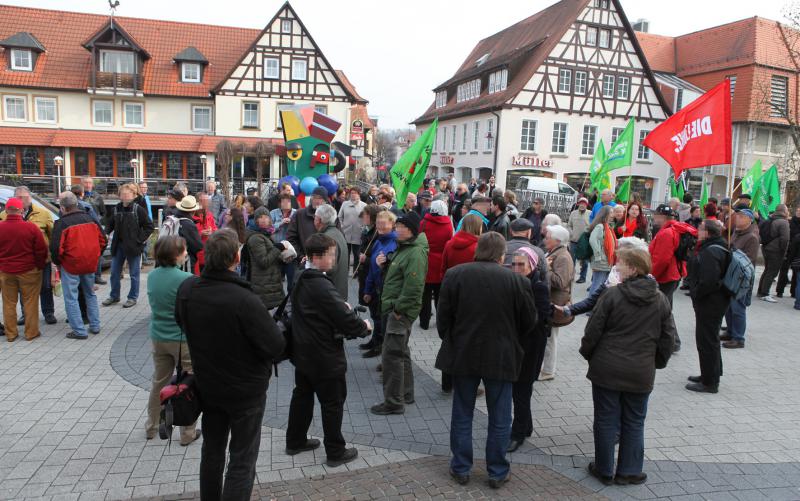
371, 210, 429, 415
287, 186, 329, 262
721, 207, 760, 349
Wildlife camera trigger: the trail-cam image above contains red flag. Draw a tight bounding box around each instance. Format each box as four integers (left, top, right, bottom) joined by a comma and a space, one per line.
643, 80, 731, 177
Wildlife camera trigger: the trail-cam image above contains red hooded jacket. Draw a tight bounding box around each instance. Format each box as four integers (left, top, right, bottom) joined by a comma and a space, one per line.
649, 220, 698, 284
421, 214, 453, 284
441, 231, 478, 276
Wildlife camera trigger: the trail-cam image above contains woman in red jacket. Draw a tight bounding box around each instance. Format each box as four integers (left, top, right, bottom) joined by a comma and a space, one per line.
419, 200, 453, 330
441, 214, 483, 274
193, 193, 218, 274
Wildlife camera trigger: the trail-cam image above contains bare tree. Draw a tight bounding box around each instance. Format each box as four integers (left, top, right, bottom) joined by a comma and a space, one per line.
254, 141, 274, 197
373, 129, 395, 166
215, 140, 234, 202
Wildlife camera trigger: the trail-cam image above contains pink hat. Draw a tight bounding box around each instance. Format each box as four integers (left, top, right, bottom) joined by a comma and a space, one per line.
515, 246, 539, 270
577, 197, 589, 205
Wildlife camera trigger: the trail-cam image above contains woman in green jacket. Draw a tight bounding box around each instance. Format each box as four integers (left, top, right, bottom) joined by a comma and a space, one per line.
588, 205, 616, 296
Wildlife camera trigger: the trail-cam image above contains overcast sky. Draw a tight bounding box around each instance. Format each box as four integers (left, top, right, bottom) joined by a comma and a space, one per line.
7, 0, 791, 129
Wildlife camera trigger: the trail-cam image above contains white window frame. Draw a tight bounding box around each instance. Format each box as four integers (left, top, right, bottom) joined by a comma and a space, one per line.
451, 125, 457, 152
99, 50, 136, 74
581, 125, 598, 156
751, 127, 770, 154
263, 57, 280, 80
281, 19, 292, 33
552, 122, 568, 154
291, 59, 307, 81
441, 126, 447, 152
769, 130, 787, 155
92, 100, 113, 126
123, 102, 144, 128
637, 130, 652, 161
314, 104, 328, 115
181, 62, 201, 83
34, 97, 57, 124
611, 127, 625, 145
435, 90, 447, 109
192, 105, 212, 132
485, 119, 494, 151
520, 119, 538, 152
242, 101, 260, 128
462, 123, 468, 151
617, 76, 630, 100
602, 74, 615, 98
599, 29, 611, 49
472, 121, 480, 151
771, 75, 789, 117
10, 49, 33, 71
586, 27, 598, 47
275, 102, 294, 130
558, 68, 572, 93
728, 75, 737, 99
3, 95, 27, 121
574, 71, 588, 95
488, 69, 508, 94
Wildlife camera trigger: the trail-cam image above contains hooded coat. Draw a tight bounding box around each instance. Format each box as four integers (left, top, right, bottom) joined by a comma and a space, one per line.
649, 220, 698, 283
580, 275, 677, 393
441, 231, 478, 274
380, 233, 429, 320
245, 229, 285, 309
421, 213, 453, 284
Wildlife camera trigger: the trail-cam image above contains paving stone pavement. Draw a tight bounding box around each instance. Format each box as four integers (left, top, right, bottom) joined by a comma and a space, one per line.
1, 268, 799, 500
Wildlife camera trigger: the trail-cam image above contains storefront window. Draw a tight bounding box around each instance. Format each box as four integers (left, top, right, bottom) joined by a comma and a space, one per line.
73, 150, 90, 177
21, 147, 39, 175
95, 150, 114, 178
615, 176, 655, 207
167, 153, 183, 179
117, 152, 135, 179
44, 148, 64, 175
0, 146, 16, 175
145, 151, 163, 179
186, 154, 203, 180
563, 173, 591, 193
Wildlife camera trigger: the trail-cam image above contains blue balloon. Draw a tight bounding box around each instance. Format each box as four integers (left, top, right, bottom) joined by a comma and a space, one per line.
278, 175, 300, 197
299, 176, 319, 196
317, 174, 339, 196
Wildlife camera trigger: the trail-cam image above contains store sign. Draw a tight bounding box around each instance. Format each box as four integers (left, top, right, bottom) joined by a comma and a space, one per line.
511, 155, 554, 168
440, 155, 455, 165
351, 119, 364, 133
350, 132, 365, 140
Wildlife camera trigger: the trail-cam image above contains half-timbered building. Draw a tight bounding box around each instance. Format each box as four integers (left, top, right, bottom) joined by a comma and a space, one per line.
413, 0, 673, 207
0, 2, 368, 201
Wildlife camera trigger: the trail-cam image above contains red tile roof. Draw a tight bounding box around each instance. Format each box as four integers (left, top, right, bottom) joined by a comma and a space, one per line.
0, 126, 282, 152
350, 105, 375, 129
0, 5, 259, 98
636, 33, 676, 73
335, 70, 368, 104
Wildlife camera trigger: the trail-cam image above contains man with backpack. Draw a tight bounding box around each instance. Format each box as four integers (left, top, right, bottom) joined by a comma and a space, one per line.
756, 204, 790, 303
649, 205, 698, 351
722, 208, 760, 349
686, 220, 731, 393
160, 196, 203, 273
286, 233, 371, 467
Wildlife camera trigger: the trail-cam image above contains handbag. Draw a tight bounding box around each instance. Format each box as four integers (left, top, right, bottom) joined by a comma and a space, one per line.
159, 283, 202, 440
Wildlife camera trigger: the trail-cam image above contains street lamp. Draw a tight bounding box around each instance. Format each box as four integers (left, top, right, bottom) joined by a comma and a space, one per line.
200, 154, 208, 180
130, 157, 139, 181
54, 155, 64, 194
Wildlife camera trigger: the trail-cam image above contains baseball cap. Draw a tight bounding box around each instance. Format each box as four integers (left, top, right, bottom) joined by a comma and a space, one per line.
735, 207, 755, 219
5, 197, 22, 211
655, 204, 676, 218
577, 197, 589, 206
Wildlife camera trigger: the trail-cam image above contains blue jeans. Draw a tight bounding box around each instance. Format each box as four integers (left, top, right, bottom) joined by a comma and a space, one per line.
589, 270, 609, 296
592, 384, 650, 477
61, 269, 99, 337
724, 295, 748, 342
450, 376, 512, 481
109, 248, 141, 301
569, 242, 588, 281
282, 262, 295, 295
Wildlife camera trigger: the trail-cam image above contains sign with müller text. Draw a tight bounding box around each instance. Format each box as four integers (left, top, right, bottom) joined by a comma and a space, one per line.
512, 155, 554, 168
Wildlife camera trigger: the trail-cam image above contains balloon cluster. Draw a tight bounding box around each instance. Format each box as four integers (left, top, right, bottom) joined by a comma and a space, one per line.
278, 174, 339, 197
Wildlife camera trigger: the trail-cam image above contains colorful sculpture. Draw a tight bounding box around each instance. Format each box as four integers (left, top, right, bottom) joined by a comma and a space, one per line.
278, 105, 347, 202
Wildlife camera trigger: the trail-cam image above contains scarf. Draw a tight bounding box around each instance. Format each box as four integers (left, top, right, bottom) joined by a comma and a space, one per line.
603, 224, 617, 266
623, 217, 638, 238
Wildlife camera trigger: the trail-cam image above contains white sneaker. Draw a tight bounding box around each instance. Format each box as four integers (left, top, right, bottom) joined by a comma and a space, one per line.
762, 295, 778, 303
539, 372, 555, 381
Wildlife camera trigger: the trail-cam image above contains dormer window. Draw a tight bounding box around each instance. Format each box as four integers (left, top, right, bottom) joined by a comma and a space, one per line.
100, 50, 135, 74
182, 63, 201, 83
457, 79, 481, 103
488, 69, 508, 94
475, 53, 490, 67
435, 90, 447, 109
10, 49, 33, 71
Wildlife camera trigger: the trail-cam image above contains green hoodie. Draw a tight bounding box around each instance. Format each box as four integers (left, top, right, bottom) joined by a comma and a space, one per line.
380, 232, 429, 320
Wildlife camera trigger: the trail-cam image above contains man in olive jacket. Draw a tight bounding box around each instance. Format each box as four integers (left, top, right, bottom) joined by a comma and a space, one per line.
371, 211, 428, 416
435, 232, 537, 488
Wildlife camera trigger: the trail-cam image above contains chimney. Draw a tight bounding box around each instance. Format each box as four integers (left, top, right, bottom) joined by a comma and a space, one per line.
633, 18, 650, 33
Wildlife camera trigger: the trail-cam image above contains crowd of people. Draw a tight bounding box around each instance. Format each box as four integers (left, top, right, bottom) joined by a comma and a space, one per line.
0, 173, 796, 498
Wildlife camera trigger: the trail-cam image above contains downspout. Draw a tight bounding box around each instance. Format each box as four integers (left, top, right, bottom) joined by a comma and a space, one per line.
491, 109, 501, 178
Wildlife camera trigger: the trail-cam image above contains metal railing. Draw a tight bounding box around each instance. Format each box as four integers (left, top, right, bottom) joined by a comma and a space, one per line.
94, 71, 142, 92
515, 189, 578, 221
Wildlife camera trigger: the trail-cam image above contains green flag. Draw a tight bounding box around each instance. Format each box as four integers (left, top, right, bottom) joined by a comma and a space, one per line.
740, 160, 763, 196
616, 176, 632, 204
669, 177, 678, 198
700, 181, 710, 209
600, 119, 635, 174
752, 165, 781, 218
589, 140, 607, 193
677, 178, 685, 201
390, 119, 438, 208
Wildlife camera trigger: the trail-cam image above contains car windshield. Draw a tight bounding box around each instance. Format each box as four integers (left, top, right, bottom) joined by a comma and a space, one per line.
0, 186, 60, 220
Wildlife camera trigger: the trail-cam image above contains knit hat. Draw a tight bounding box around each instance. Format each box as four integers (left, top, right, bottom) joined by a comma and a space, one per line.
396, 211, 421, 236
418, 191, 432, 201
430, 200, 448, 216
253, 206, 270, 220
312, 186, 329, 199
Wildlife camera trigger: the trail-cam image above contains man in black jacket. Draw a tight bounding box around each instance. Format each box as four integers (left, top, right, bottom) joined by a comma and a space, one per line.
435, 232, 537, 488
287, 186, 328, 261
776, 206, 800, 298
286, 233, 370, 467
174, 196, 204, 272
489, 196, 510, 240
103, 184, 154, 308
686, 220, 730, 393
176, 229, 285, 501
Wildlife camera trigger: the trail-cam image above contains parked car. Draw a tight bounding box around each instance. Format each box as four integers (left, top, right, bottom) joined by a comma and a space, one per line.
515, 176, 577, 196
0, 185, 112, 269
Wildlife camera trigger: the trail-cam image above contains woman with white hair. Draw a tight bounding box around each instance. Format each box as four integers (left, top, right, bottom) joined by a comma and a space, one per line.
541, 214, 562, 238
419, 200, 453, 330
313, 204, 350, 300
540, 225, 574, 381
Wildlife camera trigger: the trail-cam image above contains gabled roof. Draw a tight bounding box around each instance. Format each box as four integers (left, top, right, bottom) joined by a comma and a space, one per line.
82, 18, 151, 59
0, 4, 259, 97
414, 0, 589, 124
635, 33, 675, 73
0, 32, 46, 52
335, 70, 368, 104
173, 46, 208, 64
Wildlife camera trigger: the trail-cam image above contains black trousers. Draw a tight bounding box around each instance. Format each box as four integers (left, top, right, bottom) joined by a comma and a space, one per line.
347, 243, 360, 272
286, 371, 347, 458
199, 401, 265, 501
366, 299, 385, 347
776, 259, 797, 297
511, 377, 535, 440
419, 283, 441, 328
658, 280, 681, 348
692, 294, 729, 387
758, 250, 783, 296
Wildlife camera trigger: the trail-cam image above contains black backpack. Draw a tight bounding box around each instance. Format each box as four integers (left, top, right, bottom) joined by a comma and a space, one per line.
674, 231, 697, 263
758, 219, 776, 246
